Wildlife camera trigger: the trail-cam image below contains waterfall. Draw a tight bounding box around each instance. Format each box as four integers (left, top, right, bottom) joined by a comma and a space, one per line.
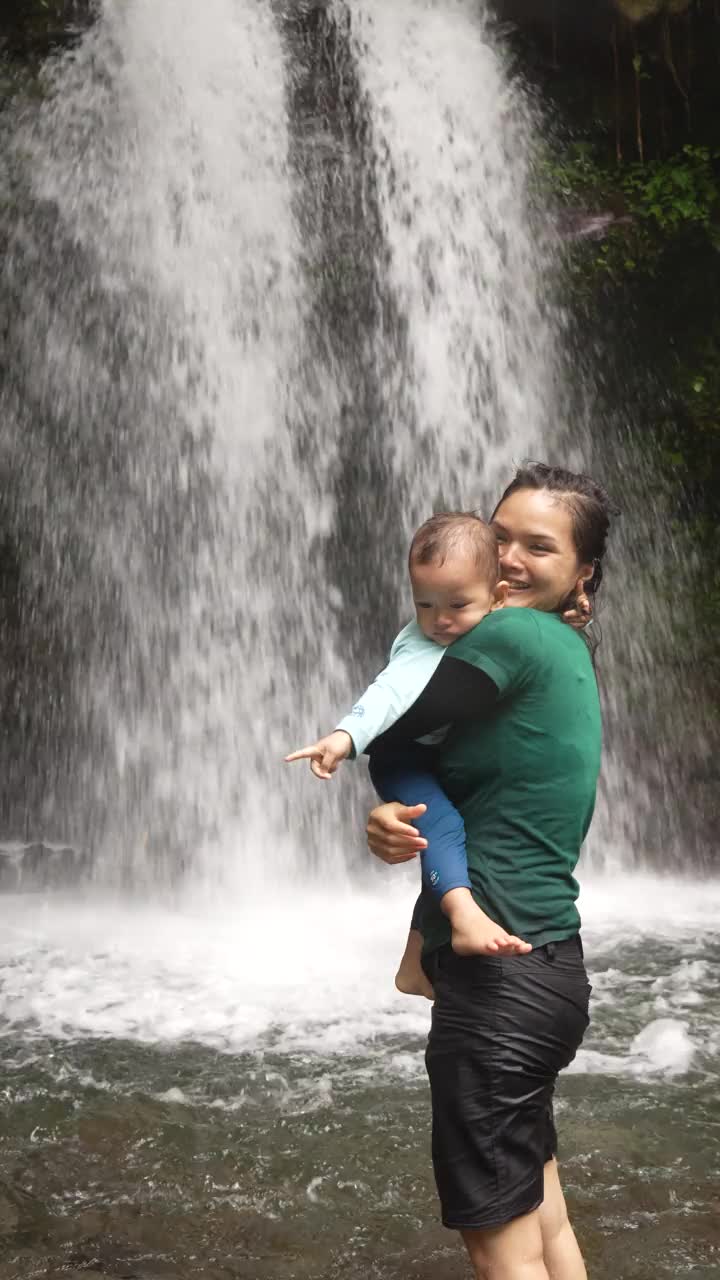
0, 0, 704, 891
342, 0, 561, 527
0, 0, 348, 889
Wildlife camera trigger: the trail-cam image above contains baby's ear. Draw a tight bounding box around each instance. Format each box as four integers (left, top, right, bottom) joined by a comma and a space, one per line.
492, 580, 510, 610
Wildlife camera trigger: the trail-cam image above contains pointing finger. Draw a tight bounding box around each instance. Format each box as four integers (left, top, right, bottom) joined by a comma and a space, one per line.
284, 746, 320, 763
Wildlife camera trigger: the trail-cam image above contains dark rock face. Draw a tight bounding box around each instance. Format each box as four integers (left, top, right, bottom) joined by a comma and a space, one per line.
0, 1, 92, 60
280, 2, 409, 673
0, 842, 88, 890
496, 0, 690, 40
496, 0, 620, 44
493, 0, 717, 166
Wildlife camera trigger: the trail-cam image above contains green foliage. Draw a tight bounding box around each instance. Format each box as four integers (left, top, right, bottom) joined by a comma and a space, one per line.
542, 134, 720, 688
660, 328, 720, 532
540, 139, 720, 292
622, 145, 720, 236
543, 141, 720, 269
539, 141, 609, 206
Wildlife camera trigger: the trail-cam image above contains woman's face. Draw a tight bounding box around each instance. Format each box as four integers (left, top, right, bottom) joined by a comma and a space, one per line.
491, 488, 592, 613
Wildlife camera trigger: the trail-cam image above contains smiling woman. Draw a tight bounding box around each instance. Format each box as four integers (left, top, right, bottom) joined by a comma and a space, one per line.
493, 493, 589, 609
365, 463, 618, 1280
491, 463, 615, 617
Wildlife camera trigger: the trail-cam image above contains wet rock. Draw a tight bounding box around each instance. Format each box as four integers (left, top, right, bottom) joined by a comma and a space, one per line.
0, 0, 93, 61
61, 1257, 175, 1280
55, 1273, 162, 1280
0, 1177, 49, 1240
0, 840, 89, 890
59, 1273, 107, 1280
0, 1187, 20, 1236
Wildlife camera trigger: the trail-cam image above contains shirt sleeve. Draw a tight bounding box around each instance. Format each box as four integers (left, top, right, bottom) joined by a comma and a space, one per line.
335, 621, 445, 757
446, 608, 543, 695
369, 611, 543, 747
370, 655, 499, 747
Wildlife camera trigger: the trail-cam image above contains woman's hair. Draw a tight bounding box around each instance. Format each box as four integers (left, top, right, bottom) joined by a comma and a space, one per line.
491, 462, 619, 599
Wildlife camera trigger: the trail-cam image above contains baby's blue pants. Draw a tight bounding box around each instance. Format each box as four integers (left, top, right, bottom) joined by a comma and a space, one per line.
368, 748, 471, 910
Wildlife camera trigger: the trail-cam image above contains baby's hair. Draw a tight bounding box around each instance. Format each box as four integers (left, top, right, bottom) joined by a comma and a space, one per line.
409, 512, 499, 584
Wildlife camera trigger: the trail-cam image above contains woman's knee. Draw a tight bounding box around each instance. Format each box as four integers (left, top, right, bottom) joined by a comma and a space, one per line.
462, 1212, 547, 1279
538, 1159, 570, 1241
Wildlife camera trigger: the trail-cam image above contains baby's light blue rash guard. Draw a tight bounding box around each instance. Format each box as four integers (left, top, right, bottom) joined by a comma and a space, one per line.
335, 621, 445, 756
335, 621, 471, 900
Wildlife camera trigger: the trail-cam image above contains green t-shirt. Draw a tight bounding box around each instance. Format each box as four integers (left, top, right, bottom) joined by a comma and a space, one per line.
421, 608, 602, 953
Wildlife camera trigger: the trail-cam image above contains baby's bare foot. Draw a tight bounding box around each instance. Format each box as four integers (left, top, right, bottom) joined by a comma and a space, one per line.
394, 928, 435, 1000
395, 956, 435, 1000
450, 902, 532, 957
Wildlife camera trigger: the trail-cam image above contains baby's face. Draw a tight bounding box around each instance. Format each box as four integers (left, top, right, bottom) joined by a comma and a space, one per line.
410, 554, 502, 646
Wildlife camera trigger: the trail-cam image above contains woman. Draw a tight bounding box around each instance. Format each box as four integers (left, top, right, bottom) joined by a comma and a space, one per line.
366, 463, 615, 1280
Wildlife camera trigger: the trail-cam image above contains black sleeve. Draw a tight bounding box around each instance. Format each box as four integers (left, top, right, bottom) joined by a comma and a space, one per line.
368, 654, 499, 753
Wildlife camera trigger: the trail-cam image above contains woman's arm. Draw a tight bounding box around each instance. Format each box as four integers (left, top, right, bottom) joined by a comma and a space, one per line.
370, 654, 499, 749
364, 652, 500, 867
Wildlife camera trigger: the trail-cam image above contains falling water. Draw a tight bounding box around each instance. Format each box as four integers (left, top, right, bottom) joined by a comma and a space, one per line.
0, 0, 352, 891
0, 0, 711, 900
0, 0, 583, 893
343, 0, 560, 518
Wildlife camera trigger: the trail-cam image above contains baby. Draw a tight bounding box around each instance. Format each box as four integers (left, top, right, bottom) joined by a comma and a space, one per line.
286, 512, 532, 997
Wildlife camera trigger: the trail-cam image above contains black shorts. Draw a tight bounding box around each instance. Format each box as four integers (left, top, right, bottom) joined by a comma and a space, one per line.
422, 936, 591, 1231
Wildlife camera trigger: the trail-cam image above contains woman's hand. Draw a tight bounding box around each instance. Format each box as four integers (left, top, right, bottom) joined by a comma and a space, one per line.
367, 801, 428, 864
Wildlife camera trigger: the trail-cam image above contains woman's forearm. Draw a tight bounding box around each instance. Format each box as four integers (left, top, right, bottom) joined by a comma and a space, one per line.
369, 655, 499, 750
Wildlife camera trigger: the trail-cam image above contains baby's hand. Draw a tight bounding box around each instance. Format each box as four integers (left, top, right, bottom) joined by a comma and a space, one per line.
284, 730, 353, 780
562, 576, 592, 631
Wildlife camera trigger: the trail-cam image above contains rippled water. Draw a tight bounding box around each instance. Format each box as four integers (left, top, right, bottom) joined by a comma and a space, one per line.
1, 877, 719, 1279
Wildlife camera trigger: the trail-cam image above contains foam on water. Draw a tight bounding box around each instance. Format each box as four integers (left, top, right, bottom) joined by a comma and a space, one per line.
0, 883, 427, 1054
1, 876, 718, 1082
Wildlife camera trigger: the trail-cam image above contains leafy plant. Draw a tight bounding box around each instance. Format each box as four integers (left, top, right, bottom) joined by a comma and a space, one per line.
622, 145, 720, 236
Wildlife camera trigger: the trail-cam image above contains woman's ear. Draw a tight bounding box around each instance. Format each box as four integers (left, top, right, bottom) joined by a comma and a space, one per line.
491, 580, 510, 610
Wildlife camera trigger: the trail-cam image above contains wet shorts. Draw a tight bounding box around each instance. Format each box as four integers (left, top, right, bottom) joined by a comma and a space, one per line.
422, 936, 591, 1231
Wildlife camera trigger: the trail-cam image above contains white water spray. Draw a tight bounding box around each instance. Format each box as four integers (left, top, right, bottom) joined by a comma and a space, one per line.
344, 0, 562, 532
3, 0, 349, 888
